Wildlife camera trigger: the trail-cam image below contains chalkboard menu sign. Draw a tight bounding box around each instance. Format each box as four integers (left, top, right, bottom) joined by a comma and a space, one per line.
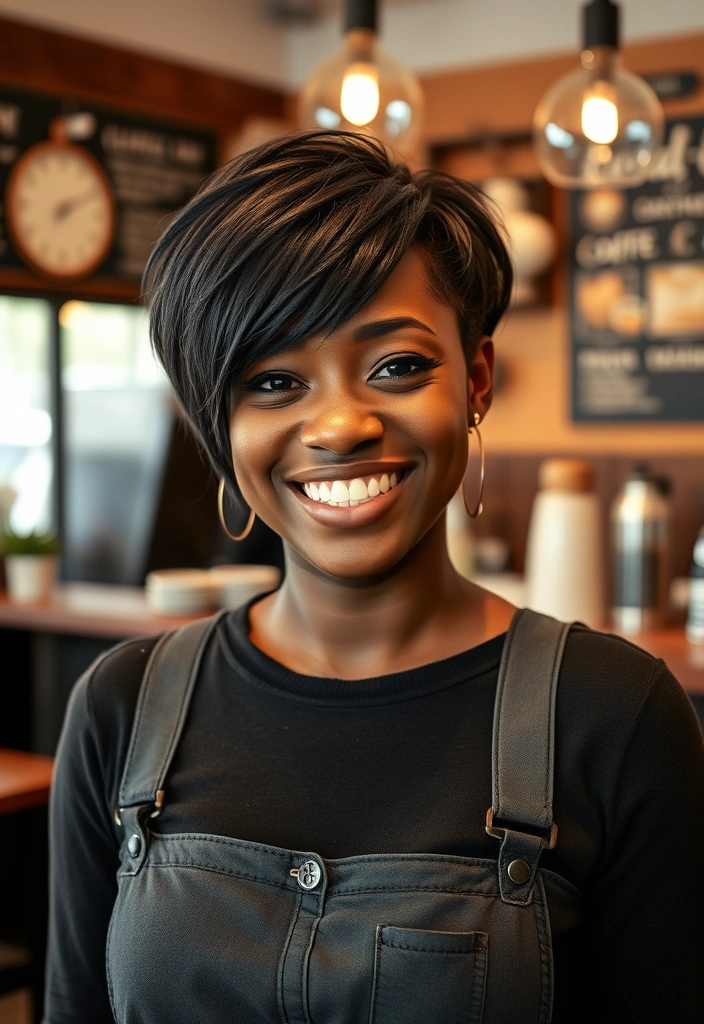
0, 84, 217, 289
569, 116, 704, 422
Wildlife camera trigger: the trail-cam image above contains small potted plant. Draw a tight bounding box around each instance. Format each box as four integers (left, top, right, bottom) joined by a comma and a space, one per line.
1, 528, 61, 604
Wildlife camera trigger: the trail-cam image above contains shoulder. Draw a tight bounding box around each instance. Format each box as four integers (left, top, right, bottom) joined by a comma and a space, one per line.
559, 624, 663, 719
554, 622, 701, 782
59, 634, 163, 811
82, 634, 162, 736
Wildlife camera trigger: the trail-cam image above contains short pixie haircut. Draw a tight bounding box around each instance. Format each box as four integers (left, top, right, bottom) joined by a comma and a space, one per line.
144, 129, 512, 513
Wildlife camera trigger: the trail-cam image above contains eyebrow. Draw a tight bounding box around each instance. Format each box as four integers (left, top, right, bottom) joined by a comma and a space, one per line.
350, 316, 439, 343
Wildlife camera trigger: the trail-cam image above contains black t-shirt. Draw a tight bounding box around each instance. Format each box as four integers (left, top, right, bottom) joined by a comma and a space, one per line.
45, 604, 704, 1023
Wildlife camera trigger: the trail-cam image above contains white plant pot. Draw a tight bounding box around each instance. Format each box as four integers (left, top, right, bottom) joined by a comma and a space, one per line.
4, 555, 58, 604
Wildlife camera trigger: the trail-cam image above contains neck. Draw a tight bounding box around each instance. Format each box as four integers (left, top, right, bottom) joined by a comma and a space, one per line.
252, 515, 487, 679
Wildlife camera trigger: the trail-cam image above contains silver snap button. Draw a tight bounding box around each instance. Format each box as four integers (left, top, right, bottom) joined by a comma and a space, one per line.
507, 858, 530, 884
127, 834, 142, 859
291, 859, 321, 890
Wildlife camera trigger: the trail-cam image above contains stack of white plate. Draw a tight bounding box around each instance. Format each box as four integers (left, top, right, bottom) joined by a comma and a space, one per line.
145, 569, 219, 616
208, 564, 281, 609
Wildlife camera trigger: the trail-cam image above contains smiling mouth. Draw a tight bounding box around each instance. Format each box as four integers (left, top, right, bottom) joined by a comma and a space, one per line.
294, 470, 409, 507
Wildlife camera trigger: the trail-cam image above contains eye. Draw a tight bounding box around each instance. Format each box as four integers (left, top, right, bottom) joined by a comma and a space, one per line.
245, 372, 303, 393
371, 355, 440, 380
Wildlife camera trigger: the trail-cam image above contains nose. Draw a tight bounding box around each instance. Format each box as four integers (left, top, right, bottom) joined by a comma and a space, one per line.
300, 403, 384, 454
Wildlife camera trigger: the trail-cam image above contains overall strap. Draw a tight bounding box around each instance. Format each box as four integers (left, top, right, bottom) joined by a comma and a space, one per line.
115, 611, 227, 870
487, 607, 571, 906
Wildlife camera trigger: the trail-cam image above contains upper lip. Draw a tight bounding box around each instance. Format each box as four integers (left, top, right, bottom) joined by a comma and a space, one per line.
285, 460, 415, 484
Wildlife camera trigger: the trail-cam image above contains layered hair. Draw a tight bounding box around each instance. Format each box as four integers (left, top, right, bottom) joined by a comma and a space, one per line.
143, 129, 512, 515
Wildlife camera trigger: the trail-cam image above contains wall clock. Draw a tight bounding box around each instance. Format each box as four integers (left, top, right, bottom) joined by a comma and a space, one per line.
5, 133, 115, 282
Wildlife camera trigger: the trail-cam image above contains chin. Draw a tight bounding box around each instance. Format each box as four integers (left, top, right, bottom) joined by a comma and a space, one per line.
291, 538, 416, 584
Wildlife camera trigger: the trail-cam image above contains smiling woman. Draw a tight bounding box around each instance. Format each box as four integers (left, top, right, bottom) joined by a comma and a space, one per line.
44, 131, 704, 1024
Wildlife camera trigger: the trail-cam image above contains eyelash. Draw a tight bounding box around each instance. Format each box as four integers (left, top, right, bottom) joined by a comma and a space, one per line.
244, 354, 441, 393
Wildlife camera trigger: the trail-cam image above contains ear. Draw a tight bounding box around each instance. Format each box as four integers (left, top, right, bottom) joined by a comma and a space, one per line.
467, 335, 494, 423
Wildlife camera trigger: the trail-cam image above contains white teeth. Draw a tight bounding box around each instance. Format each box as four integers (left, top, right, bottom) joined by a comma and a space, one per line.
300, 471, 405, 507
348, 478, 368, 501
330, 480, 350, 504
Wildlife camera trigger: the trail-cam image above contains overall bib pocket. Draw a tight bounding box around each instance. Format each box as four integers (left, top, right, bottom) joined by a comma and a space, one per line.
369, 925, 488, 1024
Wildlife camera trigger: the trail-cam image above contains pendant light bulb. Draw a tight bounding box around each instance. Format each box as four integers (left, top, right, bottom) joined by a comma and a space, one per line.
340, 64, 380, 125
533, 0, 664, 188
298, 0, 424, 155
581, 91, 618, 144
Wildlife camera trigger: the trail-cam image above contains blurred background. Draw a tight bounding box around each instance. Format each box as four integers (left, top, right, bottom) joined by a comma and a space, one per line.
0, 1, 703, 1019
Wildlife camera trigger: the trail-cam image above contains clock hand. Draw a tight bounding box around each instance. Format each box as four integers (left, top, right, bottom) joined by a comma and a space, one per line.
53, 189, 99, 222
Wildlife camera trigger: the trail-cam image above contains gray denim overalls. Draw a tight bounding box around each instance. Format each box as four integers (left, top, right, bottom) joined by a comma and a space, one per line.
108, 608, 583, 1024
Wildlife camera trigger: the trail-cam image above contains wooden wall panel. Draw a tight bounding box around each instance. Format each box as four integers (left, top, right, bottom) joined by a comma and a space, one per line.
0, 15, 285, 136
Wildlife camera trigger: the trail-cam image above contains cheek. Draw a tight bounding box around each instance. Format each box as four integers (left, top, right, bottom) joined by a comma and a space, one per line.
409, 389, 469, 493
228, 409, 282, 508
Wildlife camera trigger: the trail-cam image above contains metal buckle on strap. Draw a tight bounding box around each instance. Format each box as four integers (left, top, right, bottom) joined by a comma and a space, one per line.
485, 808, 558, 850
113, 789, 165, 827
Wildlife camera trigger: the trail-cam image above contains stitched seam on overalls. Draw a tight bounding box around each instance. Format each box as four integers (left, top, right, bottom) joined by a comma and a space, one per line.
544, 635, 562, 818
469, 939, 488, 1024
278, 893, 302, 1024
534, 877, 553, 1024
141, 861, 295, 890
381, 942, 483, 954
329, 854, 500, 871
301, 911, 321, 1024
369, 927, 383, 1024
327, 886, 501, 899
492, 624, 513, 814
153, 833, 291, 858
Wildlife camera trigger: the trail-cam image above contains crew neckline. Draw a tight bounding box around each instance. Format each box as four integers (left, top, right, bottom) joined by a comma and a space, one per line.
217, 597, 507, 707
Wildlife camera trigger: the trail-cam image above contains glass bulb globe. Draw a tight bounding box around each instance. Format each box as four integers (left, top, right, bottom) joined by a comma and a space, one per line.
298, 29, 424, 156
533, 46, 664, 188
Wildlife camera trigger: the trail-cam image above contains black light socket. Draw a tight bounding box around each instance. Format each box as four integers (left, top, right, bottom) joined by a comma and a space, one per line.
583, 0, 619, 50
345, 0, 377, 33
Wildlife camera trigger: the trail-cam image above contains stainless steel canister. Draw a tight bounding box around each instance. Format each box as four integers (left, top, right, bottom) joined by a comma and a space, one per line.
611, 466, 670, 634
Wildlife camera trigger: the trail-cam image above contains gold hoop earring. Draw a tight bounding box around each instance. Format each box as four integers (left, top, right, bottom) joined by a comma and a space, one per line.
463, 412, 485, 518
218, 478, 255, 541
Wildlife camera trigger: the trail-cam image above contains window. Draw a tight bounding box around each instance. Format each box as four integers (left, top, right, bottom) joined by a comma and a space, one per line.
0, 296, 53, 535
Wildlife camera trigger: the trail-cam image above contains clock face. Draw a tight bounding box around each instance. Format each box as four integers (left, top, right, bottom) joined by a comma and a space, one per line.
6, 141, 115, 280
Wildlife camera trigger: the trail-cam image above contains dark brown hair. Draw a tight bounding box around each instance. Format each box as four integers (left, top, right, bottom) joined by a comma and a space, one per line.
143, 129, 512, 519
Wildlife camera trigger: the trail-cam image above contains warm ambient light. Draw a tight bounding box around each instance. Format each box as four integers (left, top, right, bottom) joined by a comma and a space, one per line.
533, 0, 663, 188
340, 64, 380, 125
581, 93, 618, 144
298, 0, 423, 155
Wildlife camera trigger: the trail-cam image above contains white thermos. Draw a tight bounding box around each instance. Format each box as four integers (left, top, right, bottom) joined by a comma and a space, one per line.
524, 458, 605, 627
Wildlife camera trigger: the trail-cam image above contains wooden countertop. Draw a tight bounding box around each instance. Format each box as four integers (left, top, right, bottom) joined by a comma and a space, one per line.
0, 582, 211, 639
0, 747, 54, 814
1, 583, 703, 692
609, 626, 704, 694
